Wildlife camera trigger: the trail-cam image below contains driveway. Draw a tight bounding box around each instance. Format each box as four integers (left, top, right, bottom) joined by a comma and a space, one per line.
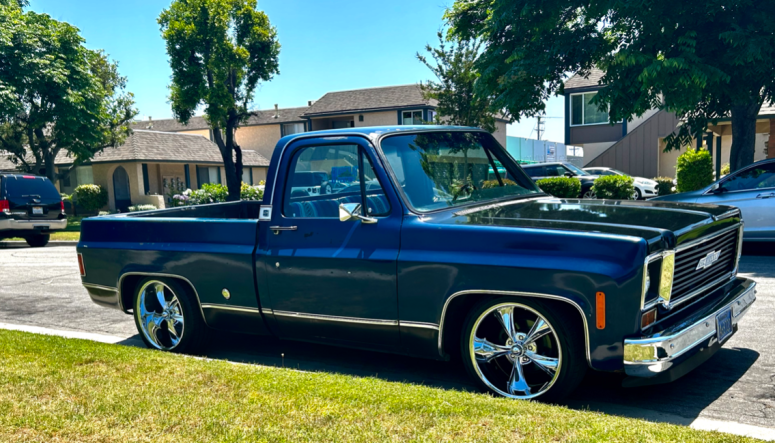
0, 244, 773, 431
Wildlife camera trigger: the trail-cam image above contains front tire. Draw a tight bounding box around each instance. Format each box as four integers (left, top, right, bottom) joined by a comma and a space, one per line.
25, 234, 49, 247
133, 277, 207, 354
632, 188, 642, 200
460, 297, 586, 402
582, 188, 597, 199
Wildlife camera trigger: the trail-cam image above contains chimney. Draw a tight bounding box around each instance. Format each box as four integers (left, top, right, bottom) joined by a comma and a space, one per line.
308, 100, 314, 106
273, 104, 279, 118
146, 116, 153, 130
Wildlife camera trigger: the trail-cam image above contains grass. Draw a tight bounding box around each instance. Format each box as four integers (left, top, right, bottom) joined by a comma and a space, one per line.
2, 215, 82, 242
0, 329, 760, 443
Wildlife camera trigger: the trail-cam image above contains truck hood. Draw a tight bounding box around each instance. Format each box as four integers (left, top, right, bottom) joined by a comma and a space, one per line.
435, 196, 738, 246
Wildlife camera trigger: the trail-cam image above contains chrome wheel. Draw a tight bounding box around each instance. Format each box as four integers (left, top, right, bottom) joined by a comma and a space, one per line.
136, 280, 185, 350
632, 188, 641, 200
469, 303, 561, 399
583, 189, 597, 199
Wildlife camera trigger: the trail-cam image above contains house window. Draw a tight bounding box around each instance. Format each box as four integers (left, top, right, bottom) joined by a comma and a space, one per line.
570, 92, 609, 126
242, 167, 253, 185
282, 122, 305, 136
428, 110, 437, 123
401, 110, 424, 125
196, 166, 221, 186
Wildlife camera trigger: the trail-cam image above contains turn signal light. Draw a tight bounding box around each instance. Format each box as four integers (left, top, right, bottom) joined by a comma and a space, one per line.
595, 292, 605, 329
641, 308, 657, 329
77, 253, 86, 277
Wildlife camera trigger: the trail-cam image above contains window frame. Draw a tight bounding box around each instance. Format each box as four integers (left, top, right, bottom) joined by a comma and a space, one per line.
569, 92, 611, 127
401, 109, 425, 125
280, 143, 391, 219
281, 122, 306, 137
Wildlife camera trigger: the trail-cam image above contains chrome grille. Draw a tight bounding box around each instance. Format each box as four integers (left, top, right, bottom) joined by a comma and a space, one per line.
671, 227, 739, 305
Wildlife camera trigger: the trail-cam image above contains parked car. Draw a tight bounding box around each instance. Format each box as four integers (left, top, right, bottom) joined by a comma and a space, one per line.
0, 173, 66, 247
78, 126, 755, 402
651, 158, 775, 242
583, 167, 658, 200
521, 162, 598, 198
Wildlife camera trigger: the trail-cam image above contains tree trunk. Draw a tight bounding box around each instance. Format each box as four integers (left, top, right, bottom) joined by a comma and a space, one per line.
43, 148, 57, 182
212, 124, 242, 202
729, 101, 762, 172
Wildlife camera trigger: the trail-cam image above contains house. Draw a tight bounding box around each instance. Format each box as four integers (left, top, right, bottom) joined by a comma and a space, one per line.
0, 130, 269, 212
140, 84, 510, 159
562, 67, 773, 178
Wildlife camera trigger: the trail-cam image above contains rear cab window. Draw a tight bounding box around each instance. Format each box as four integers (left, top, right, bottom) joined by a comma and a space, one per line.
4, 176, 60, 199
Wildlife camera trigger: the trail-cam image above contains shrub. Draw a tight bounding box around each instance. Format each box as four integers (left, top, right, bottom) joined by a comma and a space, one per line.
128, 204, 157, 212
240, 183, 264, 201
187, 183, 228, 205
592, 175, 635, 199
676, 148, 714, 193
721, 163, 730, 176
481, 179, 517, 189
97, 211, 110, 216
535, 177, 581, 198
72, 184, 108, 213
653, 177, 675, 196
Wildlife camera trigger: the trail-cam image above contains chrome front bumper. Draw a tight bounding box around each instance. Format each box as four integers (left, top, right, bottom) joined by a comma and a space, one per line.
623, 279, 756, 378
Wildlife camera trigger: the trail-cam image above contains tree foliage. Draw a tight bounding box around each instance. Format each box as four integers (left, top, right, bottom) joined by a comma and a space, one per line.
446, 0, 775, 172
0, 3, 136, 180
417, 31, 498, 132
159, 0, 280, 201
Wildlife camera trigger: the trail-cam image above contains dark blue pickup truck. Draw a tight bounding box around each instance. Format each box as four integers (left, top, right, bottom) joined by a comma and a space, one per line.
78, 126, 756, 401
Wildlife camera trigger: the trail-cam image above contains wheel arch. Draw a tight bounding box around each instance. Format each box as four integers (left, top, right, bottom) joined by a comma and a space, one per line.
438, 290, 592, 367
118, 272, 205, 321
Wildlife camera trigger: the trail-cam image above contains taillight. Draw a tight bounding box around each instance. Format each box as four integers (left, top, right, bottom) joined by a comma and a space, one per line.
60, 200, 66, 215
0, 200, 9, 213
77, 253, 86, 277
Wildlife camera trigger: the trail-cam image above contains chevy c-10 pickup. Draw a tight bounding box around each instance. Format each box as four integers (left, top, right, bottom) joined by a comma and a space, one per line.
78, 126, 756, 401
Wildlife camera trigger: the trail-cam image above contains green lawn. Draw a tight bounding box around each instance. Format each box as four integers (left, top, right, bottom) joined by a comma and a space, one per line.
0, 329, 759, 442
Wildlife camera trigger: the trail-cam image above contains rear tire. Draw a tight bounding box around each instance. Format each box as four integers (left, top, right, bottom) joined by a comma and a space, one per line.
133, 277, 208, 354
460, 296, 586, 403
25, 234, 49, 247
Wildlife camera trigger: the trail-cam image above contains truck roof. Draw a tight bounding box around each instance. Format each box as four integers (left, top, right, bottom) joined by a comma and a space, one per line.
277, 125, 483, 146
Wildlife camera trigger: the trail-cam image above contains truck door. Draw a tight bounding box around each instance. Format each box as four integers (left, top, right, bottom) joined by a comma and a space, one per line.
260, 137, 402, 347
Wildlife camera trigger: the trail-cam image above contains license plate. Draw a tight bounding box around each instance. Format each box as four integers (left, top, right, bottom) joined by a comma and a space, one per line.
716, 307, 733, 343
32, 206, 43, 215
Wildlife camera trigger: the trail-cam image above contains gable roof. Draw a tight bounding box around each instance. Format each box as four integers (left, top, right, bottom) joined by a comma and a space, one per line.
131, 106, 308, 132
303, 84, 437, 116
55, 130, 269, 166
563, 67, 606, 91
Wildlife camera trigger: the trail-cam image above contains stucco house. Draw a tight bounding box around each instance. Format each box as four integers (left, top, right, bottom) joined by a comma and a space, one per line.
563, 67, 773, 179
140, 84, 510, 160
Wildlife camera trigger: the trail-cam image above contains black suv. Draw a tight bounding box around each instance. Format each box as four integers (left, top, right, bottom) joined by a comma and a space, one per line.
0, 173, 67, 247
521, 162, 599, 198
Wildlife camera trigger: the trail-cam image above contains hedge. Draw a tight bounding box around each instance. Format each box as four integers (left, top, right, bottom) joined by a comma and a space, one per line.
535, 177, 581, 198
72, 184, 108, 213
676, 148, 714, 193
653, 177, 675, 196
592, 175, 635, 199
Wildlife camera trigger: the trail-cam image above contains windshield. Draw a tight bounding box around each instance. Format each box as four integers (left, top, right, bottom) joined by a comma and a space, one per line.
564, 163, 589, 176
380, 132, 542, 212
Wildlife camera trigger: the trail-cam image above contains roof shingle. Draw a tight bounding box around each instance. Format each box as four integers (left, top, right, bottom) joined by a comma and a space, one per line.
131, 106, 308, 132
303, 84, 436, 116
563, 67, 606, 91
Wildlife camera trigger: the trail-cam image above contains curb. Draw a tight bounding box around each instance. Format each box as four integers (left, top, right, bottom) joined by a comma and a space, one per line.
0, 241, 79, 247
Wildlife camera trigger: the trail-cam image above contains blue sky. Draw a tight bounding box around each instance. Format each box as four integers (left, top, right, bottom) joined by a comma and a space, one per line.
30, 0, 565, 142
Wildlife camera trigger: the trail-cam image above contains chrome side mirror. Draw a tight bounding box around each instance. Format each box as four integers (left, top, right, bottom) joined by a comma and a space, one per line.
339, 202, 377, 224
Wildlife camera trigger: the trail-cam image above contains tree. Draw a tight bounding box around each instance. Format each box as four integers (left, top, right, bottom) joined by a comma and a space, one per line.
417, 30, 498, 132
0, 2, 136, 181
446, 0, 775, 172
159, 0, 280, 201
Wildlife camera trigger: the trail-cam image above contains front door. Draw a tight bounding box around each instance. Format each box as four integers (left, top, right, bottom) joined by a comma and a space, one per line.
700, 161, 775, 240
262, 138, 402, 347
112, 166, 131, 212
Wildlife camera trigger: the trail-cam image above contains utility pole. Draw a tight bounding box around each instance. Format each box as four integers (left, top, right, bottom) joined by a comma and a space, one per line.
535, 116, 545, 140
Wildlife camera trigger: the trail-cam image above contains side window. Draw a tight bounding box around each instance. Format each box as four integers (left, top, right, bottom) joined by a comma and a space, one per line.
282, 144, 390, 218
545, 165, 563, 177
722, 163, 775, 192
524, 167, 543, 178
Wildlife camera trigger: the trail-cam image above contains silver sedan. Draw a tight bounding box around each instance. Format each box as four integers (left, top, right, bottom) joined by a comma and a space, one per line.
650, 158, 775, 241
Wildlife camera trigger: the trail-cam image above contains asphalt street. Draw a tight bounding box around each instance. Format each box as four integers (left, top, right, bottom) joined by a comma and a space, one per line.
0, 244, 773, 430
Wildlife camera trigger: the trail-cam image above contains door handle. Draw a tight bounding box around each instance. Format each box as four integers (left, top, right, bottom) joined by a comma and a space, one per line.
755, 193, 775, 199
269, 226, 297, 235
